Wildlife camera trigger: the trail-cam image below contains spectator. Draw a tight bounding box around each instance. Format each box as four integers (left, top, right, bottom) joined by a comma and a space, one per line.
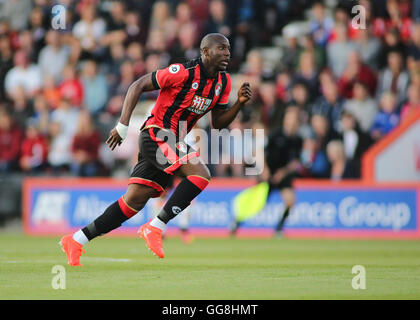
400, 84, 420, 121
148, 1, 177, 47
58, 64, 84, 107
124, 11, 147, 46
343, 80, 378, 133
4, 50, 42, 99
71, 110, 102, 177
337, 50, 377, 99
204, 0, 232, 38
339, 110, 373, 178
326, 140, 354, 180
299, 130, 330, 178
354, 26, 382, 71
0, 0, 33, 31
31, 94, 51, 135
370, 91, 400, 141
292, 50, 319, 100
372, 0, 413, 43
407, 23, 420, 71
376, 50, 410, 106
0, 110, 23, 173
126, 42, 146, 77
19, 121, 48, 174
81, 60, 108, 114
169, 23, 200, 63
327, 23, 357, 78
309, 1, 334, 47
280, 23, 304, 72
42, 75, 61, 110
48, 99, 80, 174
0, 35, 13, 100
311, 77, 344, 134
310, 112, 338, 151
38, 30, 69, 83
72, 3, 106, 60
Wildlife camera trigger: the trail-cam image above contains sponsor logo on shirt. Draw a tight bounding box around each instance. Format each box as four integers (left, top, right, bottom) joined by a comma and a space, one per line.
188, 95, 212, 114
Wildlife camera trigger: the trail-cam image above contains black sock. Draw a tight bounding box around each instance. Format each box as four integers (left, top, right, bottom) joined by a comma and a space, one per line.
157, 177, 206, 224
275, 207, 291, 232
82, 201, 129, 240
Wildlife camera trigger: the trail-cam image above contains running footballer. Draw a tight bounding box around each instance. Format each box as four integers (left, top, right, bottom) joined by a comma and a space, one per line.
60, 33, 252, 265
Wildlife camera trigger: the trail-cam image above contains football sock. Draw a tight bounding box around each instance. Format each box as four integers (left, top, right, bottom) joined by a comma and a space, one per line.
150, 217, 167, 232
157, 175, 209, 224
72, 229, 89, 246
275, 206, 291, 232
79, 197, 138, 242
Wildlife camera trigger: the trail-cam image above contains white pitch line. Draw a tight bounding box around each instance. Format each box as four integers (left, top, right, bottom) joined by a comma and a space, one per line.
2, 257, 132, 264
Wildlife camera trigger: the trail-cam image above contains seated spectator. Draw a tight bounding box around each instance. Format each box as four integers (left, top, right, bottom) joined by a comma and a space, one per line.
339, 110, 373, 178
280, 23, 304, 72
19, 121, 48, 174
370, 92, 400, 141
326, 140, 355, 180
126, 42, 146, 77
4, 49, 42, 99
48, 99, 80, 174
343, 80, 378, 132
204, 0, 232, 39
309, 1, 334, 47
169, 23, 200, 63
31, 94, 51, 134
337, 50, 377, 99
299, 130, 330, 178
376, 49, 410, 106
58, 64, 83, 107
42, 75, 61, 110
0, 110, 23, 173
38, 30, 69, 83
310, 112, 339, 150
407, 23, 420, 71
327, 23, 356, 78
372, 0, 413, 43
0, 35, 14, 101
71, 111, 102, 177
311, 76, 344, 133
292, 50, 320, 100
72, 3, 106, 60
81, 60, 108, 114
400, 84, 420, 121
354, 26, 382, 71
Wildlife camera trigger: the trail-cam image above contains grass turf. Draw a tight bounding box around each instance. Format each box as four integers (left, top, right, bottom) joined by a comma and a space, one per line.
1, 233, 420, 299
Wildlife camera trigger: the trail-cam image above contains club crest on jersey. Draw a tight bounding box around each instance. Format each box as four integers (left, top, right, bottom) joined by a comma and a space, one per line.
176, 141, 187, 153
215, 83, 222, 96
169, 64, 180, 74
188, 95, 212, 114
192, 82, 199, 90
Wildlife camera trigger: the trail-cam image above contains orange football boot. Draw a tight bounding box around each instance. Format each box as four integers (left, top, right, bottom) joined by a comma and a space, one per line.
59, 234, 86, 266
138, 221, 165, 258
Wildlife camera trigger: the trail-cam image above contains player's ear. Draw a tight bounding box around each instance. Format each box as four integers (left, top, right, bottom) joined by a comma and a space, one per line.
201, 47, 210, 58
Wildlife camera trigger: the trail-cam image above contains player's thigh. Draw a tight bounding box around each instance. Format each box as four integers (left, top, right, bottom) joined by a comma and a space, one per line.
174, 159, 211, 180
123, 183, 156, 211
280, 188, 295, 207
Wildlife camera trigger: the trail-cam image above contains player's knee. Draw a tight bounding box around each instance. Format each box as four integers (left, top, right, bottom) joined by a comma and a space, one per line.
124, 185, 154, 211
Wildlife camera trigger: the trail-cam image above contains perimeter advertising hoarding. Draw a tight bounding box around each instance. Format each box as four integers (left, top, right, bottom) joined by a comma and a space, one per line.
23, 178, 420, 238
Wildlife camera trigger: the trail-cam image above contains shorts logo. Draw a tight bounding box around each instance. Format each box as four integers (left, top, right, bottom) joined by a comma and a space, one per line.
192, 82, 199, 90
215, 83, 222, 96
188, 94, 212, 114
169, 64, 180, 74
176, 142, 187, 153
172, 206, 182, 215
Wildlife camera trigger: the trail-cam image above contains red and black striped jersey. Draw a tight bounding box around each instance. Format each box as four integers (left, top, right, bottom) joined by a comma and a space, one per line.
141, 58, 231, 138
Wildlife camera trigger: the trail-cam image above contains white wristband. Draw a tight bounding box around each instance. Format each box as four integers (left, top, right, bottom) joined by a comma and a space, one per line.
115, 122, 128, 140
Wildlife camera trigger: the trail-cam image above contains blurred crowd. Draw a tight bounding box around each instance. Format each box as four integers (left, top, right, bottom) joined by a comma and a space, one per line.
0, 0, 420, 181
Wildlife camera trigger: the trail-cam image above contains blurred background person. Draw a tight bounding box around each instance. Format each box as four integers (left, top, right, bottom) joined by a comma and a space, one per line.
19, 120, 48, 174
71, 111, 102, 177
0, 109, 23, 174
370, 91, 400, 141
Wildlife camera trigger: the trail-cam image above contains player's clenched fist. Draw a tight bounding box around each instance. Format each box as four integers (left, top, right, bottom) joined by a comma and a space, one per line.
238, 82, 251, 104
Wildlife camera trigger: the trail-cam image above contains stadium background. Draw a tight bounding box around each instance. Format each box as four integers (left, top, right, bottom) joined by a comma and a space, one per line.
1, 0, 420, 237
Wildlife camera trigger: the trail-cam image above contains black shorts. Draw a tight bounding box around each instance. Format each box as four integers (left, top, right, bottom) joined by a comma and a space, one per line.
128, 125, 199, 197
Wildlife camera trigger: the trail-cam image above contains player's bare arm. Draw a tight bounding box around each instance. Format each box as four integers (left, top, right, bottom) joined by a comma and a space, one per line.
106, 73, 156, 150
211, 82, 251, 129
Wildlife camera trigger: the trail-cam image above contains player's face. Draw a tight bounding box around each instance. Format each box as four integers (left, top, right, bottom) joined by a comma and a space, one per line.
209, 39, 230, 71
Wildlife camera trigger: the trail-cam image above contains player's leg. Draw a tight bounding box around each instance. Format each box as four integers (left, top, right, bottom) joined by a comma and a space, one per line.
275, 187, 295, 236
152, 161, 210, 227
60, 184, 156, 266
139, 161, 210, 258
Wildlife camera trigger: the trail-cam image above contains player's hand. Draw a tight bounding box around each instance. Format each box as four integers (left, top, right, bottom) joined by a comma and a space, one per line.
106, 128, 123, 151
238, 82, 251, 104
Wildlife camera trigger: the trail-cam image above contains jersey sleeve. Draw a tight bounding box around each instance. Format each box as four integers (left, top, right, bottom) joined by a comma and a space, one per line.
152, 64, 187, 89
213, 73, 231, 110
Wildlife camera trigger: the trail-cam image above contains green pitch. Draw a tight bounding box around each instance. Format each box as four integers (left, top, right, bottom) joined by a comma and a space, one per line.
1, 233, 420, 299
